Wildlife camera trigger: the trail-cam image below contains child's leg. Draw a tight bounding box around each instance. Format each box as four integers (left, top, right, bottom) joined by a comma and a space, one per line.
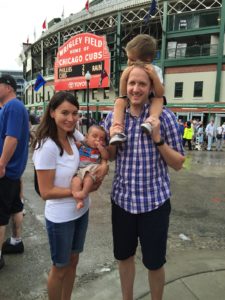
73, 174, 95, 208
188, 140, 192, 150
71, 176, 84, 209
149, 97, 164, 117
141, 97, 164, 134
109, 98, 128, 145
112, 98, 128, 134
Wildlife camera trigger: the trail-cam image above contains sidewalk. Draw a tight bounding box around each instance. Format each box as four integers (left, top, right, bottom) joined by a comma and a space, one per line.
1, 151, 225, 300
74, 249, 225, 300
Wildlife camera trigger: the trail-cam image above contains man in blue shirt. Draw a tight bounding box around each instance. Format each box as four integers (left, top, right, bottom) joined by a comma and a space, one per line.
105, 62, 185, 300
0, 75, 29, 270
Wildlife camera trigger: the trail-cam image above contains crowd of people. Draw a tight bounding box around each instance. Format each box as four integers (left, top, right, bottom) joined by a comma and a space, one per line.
178, 118, 225, 151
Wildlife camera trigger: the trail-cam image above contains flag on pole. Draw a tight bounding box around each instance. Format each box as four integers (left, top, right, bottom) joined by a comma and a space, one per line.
34, 27, 36, 42
85, 0, 89, 12
34, 74, 46, 92
99, 69, 108, 86
61, 6, 64, 19
42, 19, 47, 30
144, 0, 157, 22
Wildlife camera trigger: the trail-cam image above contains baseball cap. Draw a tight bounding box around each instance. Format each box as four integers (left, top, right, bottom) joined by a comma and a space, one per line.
0, 75, 17, 91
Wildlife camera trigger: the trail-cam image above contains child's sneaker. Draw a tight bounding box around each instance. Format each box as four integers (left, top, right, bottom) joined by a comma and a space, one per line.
109, 133, 127, 145
141, 122, 152, 134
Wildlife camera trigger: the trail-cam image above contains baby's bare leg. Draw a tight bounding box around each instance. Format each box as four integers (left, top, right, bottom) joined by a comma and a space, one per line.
71, 176, 84, 209
73, 174, 95, 209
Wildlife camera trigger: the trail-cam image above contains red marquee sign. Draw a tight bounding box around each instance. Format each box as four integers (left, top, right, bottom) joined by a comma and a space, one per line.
54, 33, 110, 91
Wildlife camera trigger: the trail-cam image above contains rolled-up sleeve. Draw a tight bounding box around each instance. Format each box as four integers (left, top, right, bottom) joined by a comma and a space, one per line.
161, 109, 185, 156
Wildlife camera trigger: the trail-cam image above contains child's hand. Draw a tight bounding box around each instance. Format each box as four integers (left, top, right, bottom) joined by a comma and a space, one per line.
144, 64, 158, 80
92, 163, 109, 183
150, 116, 161, 142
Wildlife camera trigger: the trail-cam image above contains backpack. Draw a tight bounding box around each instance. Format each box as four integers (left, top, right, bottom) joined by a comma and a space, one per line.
34, 168, 41, 196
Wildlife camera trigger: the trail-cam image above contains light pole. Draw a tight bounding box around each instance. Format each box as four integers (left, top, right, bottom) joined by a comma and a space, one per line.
85, 71, 91, 131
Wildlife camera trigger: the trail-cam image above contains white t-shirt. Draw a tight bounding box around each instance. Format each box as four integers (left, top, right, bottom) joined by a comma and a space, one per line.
153, 65, 164, 84
205, 123, 215, 136
32, 131, 89, 223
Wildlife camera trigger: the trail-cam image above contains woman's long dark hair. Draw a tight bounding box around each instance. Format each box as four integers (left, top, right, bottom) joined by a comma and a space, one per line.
32, 91, 79, 155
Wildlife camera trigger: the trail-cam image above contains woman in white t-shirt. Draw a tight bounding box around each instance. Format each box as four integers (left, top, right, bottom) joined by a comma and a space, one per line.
32, 91, 108, 300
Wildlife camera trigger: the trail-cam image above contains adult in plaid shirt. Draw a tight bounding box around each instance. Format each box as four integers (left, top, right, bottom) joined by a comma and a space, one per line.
105, 62, 185, 300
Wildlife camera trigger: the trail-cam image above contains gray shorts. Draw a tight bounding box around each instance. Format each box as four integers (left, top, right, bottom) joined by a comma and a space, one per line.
76, 164, 99, 182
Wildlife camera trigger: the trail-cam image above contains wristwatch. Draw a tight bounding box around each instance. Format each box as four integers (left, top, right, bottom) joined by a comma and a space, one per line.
154, 138, 165, 147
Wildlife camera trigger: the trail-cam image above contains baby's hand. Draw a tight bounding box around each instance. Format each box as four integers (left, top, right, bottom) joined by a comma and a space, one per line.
95, 141, 105, 150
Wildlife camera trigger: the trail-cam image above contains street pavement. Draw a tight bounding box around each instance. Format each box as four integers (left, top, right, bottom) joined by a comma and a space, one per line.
0, 149, 225, 299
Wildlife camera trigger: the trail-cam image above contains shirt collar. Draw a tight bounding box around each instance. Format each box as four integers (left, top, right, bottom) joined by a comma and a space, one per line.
126, 103, 149, 118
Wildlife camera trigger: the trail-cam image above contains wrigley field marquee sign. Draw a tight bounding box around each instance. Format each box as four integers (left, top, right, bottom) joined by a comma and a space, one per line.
54, 33, 110, 91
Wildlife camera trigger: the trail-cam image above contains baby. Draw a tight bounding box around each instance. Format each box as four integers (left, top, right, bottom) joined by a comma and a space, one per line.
72, 125, 109, 209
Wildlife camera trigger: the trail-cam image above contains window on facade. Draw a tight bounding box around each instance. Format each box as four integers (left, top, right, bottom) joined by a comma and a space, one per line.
199, 12, 220, 27
194, 81, 203, 97
92, 89, 98, 100
174, 82, 183, 98
168, 11, 220, 32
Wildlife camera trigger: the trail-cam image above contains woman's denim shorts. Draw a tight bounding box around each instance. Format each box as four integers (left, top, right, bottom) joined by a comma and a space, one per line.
45, 211, 89, 267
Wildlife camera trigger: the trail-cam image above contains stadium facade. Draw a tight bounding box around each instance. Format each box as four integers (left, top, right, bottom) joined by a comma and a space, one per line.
22, 0, 225, 125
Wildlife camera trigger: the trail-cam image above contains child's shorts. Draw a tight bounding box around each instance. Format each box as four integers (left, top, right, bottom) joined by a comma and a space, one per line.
76, 164, 99, 182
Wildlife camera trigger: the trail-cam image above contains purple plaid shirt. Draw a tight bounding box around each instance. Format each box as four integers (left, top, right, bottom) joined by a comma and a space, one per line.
104, 104, 184, 214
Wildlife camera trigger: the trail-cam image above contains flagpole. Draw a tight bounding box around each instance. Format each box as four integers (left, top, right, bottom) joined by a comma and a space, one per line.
41, 40, 46, 113
33, 27, 36, 43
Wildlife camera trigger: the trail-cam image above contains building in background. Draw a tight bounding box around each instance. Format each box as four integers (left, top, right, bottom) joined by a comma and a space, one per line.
0, 70, 26, 101
21, 0, 225, 126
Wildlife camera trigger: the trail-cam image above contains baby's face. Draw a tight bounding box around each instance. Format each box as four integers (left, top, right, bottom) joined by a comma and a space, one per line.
86, 127, 106, 148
